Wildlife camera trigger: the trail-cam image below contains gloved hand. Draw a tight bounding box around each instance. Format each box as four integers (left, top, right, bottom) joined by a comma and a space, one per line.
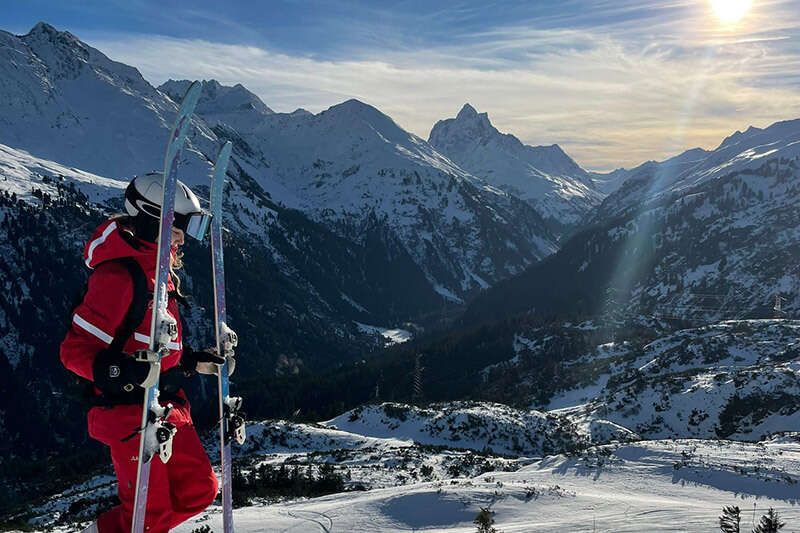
180, 346, 226, 376
93, 349, 153, 394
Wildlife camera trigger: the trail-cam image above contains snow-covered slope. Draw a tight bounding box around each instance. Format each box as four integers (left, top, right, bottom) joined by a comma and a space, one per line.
465, 151, 800, 326
22, 431, 800, 532
170, 436, 800, 533
429, 104, 603, 230
483, 319, 800, 442
324, 402, 604, 456
0, 23, 219, 183
0, 143, 126, 203
594, 118, 800, 221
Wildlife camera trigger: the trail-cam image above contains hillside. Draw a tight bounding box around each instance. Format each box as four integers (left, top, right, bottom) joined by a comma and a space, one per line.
464, 151, 800, 325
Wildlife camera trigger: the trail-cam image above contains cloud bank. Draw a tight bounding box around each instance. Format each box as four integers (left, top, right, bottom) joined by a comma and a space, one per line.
84, 0, 800, 171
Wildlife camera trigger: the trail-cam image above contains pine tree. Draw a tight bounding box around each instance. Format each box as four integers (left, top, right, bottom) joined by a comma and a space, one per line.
752, 508, 785, 533
474, 507, 497, 533
719, 505, 740, 533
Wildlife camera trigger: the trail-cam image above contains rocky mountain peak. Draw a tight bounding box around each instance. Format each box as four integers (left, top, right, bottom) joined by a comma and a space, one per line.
20, 22, 90, 73
448, 103, 494, 134
159, 79, 274, 117
24, 21, 77, 44
456, 103, 479, 119
429, 104, 599, 229
326, 98, 388, 121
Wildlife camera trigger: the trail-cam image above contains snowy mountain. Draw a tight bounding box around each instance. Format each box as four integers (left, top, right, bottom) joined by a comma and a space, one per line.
0, 23, 217, 183
0, 23, 556, 304
0, 23, 564, 509
464, 128, 800, 326
324, 401, 601, 456
169, 85, 558, 299
429, 103, 603, 232
160, 79, 275, 135
592, 118, 800, 221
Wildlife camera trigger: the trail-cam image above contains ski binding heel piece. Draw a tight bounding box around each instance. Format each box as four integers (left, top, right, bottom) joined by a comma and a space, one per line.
224, 395, 246, 445
155, 420, 177, 463
145, 397, 176, 463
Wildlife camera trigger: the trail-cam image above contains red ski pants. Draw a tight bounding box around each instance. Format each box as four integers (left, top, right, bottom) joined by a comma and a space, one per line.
88, 403, 218, 533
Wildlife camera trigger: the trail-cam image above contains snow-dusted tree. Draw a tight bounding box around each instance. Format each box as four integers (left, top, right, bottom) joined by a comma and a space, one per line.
752, 508, 785, 533
474, 507, 497, 533
719, 505, 740, 532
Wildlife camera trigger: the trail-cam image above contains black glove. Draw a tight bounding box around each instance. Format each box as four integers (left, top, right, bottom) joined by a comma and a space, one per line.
93, 349, 152, 394
180, 346, 226, 376
159, 365, 192, 395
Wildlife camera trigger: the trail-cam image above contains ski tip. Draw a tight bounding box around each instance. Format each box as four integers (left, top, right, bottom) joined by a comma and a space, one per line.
181, 81, 202, 111
213, 142, 233, 182
218, 141, 233, 161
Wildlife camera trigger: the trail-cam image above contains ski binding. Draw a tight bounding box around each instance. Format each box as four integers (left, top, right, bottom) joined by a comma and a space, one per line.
224, 395, 246, 445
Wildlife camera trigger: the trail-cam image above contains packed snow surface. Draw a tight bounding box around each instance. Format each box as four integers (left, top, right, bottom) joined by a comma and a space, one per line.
168, 435, 800, 532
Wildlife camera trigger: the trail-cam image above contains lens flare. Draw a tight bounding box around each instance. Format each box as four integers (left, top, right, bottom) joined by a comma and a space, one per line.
710, 0, 753, 24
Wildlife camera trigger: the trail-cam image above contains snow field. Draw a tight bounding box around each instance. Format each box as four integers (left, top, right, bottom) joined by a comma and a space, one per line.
172, 436, 800, 533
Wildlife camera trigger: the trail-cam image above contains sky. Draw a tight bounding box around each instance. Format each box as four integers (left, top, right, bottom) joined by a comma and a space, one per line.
4, 0, 800, 171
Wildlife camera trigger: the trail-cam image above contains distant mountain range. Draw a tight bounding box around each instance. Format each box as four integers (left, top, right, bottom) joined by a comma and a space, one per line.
463, 115, 800, 326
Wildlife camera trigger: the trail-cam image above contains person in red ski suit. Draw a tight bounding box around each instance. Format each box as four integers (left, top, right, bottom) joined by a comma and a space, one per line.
61, 174, 224, 533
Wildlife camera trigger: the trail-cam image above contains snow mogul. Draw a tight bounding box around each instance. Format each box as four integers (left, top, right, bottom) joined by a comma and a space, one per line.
60, 174, 224, 532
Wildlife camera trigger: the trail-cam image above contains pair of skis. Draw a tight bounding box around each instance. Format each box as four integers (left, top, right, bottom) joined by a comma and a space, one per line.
130, 81, 245, 533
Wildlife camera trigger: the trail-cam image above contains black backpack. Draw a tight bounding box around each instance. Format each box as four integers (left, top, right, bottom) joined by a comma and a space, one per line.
66, 257, 149, 404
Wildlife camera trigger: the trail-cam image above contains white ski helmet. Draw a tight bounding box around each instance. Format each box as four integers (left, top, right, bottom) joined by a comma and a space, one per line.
124, 172, 211, 242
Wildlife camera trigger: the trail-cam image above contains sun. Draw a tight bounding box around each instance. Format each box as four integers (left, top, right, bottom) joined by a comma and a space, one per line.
710, 0, 753, 25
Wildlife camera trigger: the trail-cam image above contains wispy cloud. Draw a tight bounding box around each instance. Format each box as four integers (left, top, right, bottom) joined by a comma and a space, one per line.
81, 0, 800, 171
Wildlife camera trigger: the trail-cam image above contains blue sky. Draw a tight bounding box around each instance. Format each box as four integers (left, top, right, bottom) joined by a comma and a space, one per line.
5, 0, 800, 170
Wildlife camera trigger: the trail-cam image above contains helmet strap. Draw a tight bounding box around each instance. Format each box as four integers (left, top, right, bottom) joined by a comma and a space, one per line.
130, 214, 160, 243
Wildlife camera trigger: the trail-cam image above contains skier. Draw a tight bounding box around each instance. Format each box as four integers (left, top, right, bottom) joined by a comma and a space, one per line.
61, 173, 224, 533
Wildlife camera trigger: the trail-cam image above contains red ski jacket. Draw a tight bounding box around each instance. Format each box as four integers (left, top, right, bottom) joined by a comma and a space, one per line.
60, 218, 184, 382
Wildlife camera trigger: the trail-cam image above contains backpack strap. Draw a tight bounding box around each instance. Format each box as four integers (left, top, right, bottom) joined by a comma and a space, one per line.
72, 258, 151, 407
107, 257, 150, 354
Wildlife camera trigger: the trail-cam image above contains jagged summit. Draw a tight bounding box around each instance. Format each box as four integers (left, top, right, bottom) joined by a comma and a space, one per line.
717, 118, 800, 151
456, 103, 479, 119
595, 116, 800, 221
24, 21, 73, 40
429, 103, 601, 229
20, 22, 91, 62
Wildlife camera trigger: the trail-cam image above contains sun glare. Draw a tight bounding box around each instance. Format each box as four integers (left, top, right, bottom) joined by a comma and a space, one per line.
710, 0, 753, 25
